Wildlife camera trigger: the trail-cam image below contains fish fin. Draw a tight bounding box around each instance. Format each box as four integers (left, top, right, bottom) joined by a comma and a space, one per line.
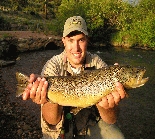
70, 107, 83, 115
16, 72, 29, 97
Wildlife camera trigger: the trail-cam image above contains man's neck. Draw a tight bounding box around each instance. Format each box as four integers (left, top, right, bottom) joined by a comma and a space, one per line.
70, 65, 81, 74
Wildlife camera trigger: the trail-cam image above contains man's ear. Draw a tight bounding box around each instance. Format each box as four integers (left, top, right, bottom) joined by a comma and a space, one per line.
62, 37, 65, 45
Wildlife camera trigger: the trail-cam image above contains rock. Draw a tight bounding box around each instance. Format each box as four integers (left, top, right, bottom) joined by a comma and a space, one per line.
0, 59, 15, 67
1, 119, 5, 124
23, 124, 32, 131
0, 31, 62, 57
17, 129, 23, 136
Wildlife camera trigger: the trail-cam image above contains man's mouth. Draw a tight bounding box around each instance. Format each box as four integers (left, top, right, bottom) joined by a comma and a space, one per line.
72, 53, 81, 58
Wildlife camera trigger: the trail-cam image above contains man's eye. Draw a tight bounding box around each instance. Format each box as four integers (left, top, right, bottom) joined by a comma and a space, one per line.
80, 38, 85, 42
68, 39, 73, 43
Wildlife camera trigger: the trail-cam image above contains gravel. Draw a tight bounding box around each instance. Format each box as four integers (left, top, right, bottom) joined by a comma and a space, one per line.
0, 49, 63, 138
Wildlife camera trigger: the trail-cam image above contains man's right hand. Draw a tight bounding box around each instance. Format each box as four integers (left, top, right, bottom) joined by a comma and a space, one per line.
22, 73, 48, 104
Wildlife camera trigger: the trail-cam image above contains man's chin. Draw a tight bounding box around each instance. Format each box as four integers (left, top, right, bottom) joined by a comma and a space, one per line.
71, 60, 83, 66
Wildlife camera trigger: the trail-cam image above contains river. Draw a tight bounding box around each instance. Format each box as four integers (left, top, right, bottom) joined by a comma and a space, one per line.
93, 47, 155, 138
1, 47, 155, 138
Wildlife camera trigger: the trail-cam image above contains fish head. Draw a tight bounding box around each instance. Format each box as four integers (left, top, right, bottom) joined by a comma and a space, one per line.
123, 66, 149, 89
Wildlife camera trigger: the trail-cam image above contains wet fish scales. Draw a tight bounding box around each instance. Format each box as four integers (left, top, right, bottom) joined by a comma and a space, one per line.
16, 65, 149, 108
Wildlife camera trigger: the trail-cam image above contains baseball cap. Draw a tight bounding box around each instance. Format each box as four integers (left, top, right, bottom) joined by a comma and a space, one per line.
63, 16, 88, 37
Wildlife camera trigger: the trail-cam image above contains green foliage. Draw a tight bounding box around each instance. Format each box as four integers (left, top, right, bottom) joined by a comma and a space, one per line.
111, 0, 155, 48
0, 16, 5, 24
0, 0, 155, 49
52, 0, 155, 49
53, 0, 90, 35
0, 15, 10, 30
133, 0, 155, 48
55, 0, 131, 42
0, 0, 61, 18
126, 12, 155, 48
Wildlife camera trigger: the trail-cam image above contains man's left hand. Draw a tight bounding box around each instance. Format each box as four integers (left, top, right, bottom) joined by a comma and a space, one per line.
97, 82, 126, 109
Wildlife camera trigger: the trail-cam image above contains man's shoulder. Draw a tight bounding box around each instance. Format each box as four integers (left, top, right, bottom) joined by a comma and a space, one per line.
53, 50, 65, 59
48, 51, 65, 63
85, 51, 107, 69
86, 51, 100, 58
86, 51, 103, 63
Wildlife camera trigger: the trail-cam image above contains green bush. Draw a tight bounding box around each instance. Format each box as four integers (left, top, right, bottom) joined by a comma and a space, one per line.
133, 0, 155, 48
52, 0, 90, 35
54, 0, 131, 42
51, 0, 155, 49
0, 15, 10, 30
111, 0, 155, 49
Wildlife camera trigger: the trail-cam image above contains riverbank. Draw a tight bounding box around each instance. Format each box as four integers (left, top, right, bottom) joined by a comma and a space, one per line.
0, 72, 42, 138
0, 49, 62, 138
0, 52, 44, 138
0, 31, 62, 66
0, 31, 53, 38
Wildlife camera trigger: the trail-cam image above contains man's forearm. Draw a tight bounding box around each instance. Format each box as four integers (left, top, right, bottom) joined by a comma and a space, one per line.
96, 104, 118, 124
42, 102, 63, 125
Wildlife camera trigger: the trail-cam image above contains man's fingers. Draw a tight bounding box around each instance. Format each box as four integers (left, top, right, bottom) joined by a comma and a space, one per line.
30, 78, 48, 104
97, 82, 127, 109
22, 74, 48, 105
35, 78, 47, 104
98, 97, 109, 109
23, 89, 30, 100
22, 83, 32, 100
30, 79, 40, 99
115, 82, 126, 99
111, 91, 121, 105
29, 73, 37, 83
107, 94, 115, 108
114, 63, 119, 65
40, 80, 48, 103
34, 77, 43, 103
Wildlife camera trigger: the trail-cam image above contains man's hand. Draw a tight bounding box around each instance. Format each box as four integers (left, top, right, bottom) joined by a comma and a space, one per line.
97, 82, 126, 109
22, 73, 48, 104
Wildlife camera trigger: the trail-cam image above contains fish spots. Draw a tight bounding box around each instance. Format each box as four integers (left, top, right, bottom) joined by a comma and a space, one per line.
16, 65, 148, 107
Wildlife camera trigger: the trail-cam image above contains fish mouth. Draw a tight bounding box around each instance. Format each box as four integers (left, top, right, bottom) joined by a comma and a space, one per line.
136, 70, 149, 87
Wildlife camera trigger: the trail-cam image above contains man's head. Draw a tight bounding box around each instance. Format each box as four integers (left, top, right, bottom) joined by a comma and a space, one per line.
62, 16, 89, 68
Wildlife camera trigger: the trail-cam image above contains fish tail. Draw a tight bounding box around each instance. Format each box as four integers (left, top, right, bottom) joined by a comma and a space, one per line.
16, 72, 29, 97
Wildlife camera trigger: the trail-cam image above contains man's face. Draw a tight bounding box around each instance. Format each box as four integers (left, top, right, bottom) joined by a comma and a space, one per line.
62, 33, 88, 68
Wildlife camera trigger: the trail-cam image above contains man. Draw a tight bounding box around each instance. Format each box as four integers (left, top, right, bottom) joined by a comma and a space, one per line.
22, 16, 126, 139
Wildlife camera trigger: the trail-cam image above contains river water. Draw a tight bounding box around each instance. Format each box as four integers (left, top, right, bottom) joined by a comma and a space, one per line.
92, 47, 155, 138
2, 47, 155, 138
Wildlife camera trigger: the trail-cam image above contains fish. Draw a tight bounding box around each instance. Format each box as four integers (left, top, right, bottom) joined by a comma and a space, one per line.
16, 65, 149, 110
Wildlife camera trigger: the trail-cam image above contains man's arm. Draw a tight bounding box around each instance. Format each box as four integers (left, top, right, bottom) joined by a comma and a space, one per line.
96, 82, 126, 124
42, 102, 63, 125
22, 74, 63, 125
96, 104, 118, 124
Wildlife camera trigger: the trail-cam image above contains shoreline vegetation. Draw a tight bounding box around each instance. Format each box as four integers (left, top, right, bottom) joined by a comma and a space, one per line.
0, 0, 155, 50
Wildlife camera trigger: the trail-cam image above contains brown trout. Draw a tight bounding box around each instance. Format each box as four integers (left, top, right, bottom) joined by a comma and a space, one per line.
16, 65, 148, 108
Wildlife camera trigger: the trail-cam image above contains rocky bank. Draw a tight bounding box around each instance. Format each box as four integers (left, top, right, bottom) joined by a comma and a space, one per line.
0, 31, 63, 67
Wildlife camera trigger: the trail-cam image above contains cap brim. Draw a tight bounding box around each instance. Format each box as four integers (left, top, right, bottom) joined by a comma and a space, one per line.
63, 27, 88, 37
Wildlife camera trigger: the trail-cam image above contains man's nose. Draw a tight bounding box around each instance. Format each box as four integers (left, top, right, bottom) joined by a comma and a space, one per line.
73, 41, 80, 51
